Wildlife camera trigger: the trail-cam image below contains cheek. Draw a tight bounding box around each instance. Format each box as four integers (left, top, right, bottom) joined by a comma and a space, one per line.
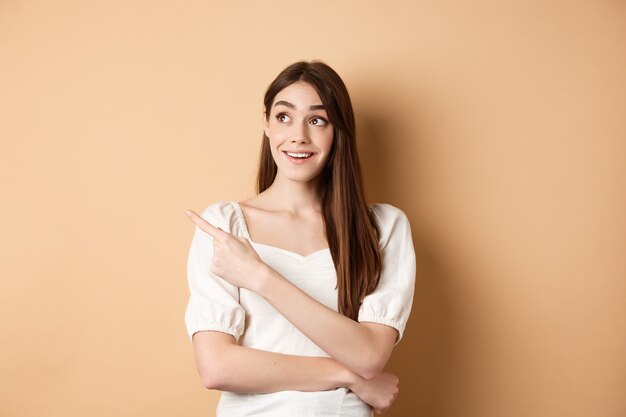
268, 138, 284, 160
321, 130, 334, 152
266, 121, 288, 141
268, 132, 282, 146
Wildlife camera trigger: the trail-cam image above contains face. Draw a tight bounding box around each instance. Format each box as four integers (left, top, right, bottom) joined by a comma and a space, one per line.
263, 81, 334, 185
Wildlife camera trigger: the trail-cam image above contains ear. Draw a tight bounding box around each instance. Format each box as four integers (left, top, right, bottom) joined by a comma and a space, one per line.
262, 110, 270, 138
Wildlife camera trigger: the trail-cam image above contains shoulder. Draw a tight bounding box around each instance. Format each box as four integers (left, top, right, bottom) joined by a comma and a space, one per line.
368, 203, 413, 247
368, 202, 410, 225
368, 202, 405, 214
198, 200, 245, 236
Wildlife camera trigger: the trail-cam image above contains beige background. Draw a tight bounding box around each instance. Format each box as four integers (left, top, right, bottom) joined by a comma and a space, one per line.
1, 1, 624, 416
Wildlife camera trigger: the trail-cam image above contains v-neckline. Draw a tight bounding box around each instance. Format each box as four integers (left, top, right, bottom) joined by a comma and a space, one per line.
230, 200, 331, 260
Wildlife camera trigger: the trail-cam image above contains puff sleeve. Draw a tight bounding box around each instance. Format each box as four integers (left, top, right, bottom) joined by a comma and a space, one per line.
358, 204, 416, 345
184, 202, 246, 342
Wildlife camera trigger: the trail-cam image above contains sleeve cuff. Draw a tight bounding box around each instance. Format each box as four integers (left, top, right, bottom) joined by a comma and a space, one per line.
187, 321, 242, 343
357, 314, 405, 346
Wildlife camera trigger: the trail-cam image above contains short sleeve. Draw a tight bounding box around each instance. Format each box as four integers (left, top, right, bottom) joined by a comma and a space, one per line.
358, 204, 416, 345
184, 201, 246, 342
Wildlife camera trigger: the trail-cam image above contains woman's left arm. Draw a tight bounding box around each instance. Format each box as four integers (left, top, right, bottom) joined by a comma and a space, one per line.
256, 266, 397, 379
185, 209, 414, 380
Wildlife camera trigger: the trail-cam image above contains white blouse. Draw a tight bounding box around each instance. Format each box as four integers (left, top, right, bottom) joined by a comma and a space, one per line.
185, 200, 416, 417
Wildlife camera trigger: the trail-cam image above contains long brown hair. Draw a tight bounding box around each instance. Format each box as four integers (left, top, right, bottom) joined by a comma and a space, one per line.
256, 60, 382, 320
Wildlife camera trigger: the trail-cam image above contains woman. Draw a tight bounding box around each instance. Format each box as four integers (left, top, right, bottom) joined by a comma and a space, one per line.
184, 60, 416, 416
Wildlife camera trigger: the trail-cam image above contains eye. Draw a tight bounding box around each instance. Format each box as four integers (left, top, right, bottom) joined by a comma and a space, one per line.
276, 113, 291, 123
310, 116, 328, 126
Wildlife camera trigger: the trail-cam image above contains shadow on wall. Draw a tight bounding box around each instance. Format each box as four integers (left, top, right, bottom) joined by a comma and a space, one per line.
356, 84, 455, 417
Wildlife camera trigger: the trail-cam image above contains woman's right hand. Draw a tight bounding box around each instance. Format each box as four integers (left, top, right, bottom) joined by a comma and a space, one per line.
349, 371, 399, 414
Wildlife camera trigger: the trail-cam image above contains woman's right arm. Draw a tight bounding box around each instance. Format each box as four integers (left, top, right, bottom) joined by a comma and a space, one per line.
192, 330, 353, 392
185, 205, 398, 411
185, 211, 358, 393
192, 331, 399, 413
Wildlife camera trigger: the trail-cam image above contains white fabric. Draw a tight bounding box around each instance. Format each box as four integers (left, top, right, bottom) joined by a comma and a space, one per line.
184, 200, 416, 417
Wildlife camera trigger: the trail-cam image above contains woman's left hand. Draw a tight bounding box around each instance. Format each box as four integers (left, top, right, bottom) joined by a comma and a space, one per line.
186, 209, 268, 292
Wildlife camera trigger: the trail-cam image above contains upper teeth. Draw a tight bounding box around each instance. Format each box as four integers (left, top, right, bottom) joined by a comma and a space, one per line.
286, 152, 312, 158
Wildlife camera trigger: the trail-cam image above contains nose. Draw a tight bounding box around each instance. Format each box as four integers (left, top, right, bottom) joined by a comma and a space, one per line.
290, 120, 311, 144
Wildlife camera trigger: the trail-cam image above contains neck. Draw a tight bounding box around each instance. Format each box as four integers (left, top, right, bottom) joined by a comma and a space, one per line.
263, 172, 324, 214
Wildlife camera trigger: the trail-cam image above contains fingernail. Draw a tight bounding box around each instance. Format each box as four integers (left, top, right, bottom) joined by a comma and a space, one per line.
185, 210, 192, 216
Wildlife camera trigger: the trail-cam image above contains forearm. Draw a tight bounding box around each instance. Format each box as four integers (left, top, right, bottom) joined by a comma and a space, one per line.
192, 331, 399, 413
194, 332, 360, 393
256, 266, 394, 379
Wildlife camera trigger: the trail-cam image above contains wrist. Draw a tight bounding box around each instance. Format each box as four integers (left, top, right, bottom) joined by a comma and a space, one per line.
255, 262, 278, 296
342, 366, 363, 391
325, 357, 362, 390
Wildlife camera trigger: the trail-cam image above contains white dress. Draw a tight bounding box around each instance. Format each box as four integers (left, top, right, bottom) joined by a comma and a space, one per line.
185, 200, 416, 417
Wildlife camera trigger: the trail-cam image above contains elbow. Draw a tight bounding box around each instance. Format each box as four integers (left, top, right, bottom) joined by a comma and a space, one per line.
356, 349, 388, 380
192, 331, 238, 391
200, 375, 221, 391
197, 352, 231, 390
358, 363, 385, 380
353, 326, 397, 379
198, 363, 228, 390
360, 369, 382, 381
199, 370, 218, 390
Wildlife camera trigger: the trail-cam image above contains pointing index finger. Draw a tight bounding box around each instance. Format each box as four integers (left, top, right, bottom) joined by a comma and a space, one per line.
185, 209, 228, 238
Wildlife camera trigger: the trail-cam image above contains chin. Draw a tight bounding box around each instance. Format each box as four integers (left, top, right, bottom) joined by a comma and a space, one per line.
279, 169, 323, 184
285, 174, 319, 183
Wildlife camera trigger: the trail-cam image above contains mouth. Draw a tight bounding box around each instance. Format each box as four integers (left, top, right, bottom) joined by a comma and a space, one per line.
283, 151, 314, 159
282, 151, 316, 164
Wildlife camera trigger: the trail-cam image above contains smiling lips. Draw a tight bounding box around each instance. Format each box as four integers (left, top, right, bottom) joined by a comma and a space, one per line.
285, 151, 312, 158
282, 151, 315, 163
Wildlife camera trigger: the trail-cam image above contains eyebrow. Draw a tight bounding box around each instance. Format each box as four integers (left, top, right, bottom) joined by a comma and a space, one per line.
274, 100, 325, 111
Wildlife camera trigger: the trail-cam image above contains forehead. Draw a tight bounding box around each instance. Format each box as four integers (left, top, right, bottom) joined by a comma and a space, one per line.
273, 81, 323, 107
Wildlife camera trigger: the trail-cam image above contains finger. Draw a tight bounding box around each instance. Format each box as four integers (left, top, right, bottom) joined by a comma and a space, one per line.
185, 210, 228, 238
